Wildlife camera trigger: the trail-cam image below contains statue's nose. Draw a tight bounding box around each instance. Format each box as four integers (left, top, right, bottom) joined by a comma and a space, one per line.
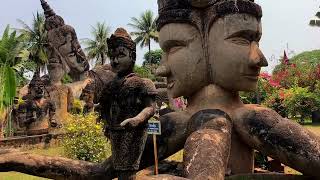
156, 65, 170, 77
249, 41, 268, 67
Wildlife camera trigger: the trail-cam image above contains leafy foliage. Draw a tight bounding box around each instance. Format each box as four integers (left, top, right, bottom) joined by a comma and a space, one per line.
128, 10, 158, 63
82, 22, 111, 66
143, 49, 162, 66
61, 74, 73, 84
282, 87, 320, 122
18, 12, 48, 73
63, 113, 110, 163
134, 65, 155, 80
70, 98, 83, 115
0, 25, 25, 110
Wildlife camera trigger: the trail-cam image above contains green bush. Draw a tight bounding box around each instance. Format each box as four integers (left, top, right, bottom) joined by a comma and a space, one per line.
263, 90, 288, 118
134, 65, 155, 80
62, 113, 111, 163
283, 87, 320, 122
70, 99, 83, 115
143, 49, 163, 66
62, 74, 73, 84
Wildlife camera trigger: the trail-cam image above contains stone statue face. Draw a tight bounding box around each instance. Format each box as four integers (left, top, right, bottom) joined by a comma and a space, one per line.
47, 64, 65, 84
30, 85, 44, 99
110, 46, 133, 74
208, 14, 268, 91
157, 24, 208, 98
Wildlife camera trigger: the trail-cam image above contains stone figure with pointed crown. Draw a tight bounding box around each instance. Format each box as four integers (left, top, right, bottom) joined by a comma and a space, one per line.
13, 71, 57, 135
96, 28, 157, 180
40, 0, 89, 82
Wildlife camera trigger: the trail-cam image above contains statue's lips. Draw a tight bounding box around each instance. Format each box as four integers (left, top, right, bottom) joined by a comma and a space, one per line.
242, 73, 259, 80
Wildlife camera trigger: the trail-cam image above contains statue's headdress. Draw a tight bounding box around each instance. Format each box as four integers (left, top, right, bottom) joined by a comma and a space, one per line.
29, 71, 44, 88
107, 28, 136, 59
157, 0, 262, 31
107, 28, 136, 52
40, 0, 65, 30
40, 0, 56, 18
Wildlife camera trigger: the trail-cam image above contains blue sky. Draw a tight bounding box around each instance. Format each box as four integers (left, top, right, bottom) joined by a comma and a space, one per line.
0, 0, 320, 72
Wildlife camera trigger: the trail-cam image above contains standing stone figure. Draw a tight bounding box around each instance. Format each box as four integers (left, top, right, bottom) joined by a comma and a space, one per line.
15, 71, 57, 134
99, 28, 157, 180
40, 0, 89, 81
149, 0, 320, 179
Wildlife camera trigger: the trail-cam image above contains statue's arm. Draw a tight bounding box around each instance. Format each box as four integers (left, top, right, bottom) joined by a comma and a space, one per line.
120, 78, 157, 127
120, 96, 156, 127
234, 105, 320, 178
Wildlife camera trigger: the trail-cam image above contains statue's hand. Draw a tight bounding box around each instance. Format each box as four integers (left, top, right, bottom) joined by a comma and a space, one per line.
120, 117, 141, 127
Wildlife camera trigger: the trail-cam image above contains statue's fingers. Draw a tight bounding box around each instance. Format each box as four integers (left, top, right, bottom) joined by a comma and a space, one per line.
120, 119, 130, 126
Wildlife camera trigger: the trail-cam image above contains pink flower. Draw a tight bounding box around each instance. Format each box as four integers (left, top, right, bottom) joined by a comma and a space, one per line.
269, 79, 280, 88
174, 98, 184, 109
260, 72, 271, 80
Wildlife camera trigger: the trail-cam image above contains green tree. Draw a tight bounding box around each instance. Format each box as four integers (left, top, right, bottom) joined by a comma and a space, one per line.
143, 49, 162, 66
18, 12, 48, 73
83, 22, 111, 66
0, 25, 25, 137
128, 10, 158, 62
0, 25, 25, 109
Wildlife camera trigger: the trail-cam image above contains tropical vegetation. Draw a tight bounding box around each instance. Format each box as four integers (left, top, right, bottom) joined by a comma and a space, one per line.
241, 50, 320, 123
0, 25, 26, 137
128, 10, 158, 62
18, 12, 48, 74
63, 113, 111, 163
83, 22, 111, 66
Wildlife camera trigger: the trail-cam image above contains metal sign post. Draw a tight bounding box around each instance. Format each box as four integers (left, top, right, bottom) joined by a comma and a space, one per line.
148, 117, 161, 175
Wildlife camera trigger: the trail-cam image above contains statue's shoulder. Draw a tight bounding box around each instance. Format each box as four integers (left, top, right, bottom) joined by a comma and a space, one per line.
124, 73, 157, 95
88, 64, 115, 85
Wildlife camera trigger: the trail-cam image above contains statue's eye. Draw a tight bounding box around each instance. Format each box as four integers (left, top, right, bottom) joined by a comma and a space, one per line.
168, 46, 184, 54
163, 40, 186, 54
228, 37, 250, 46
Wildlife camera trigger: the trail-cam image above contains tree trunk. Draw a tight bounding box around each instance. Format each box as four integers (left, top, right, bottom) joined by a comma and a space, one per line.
148, 41, 151, 64
101, 53, 105, 65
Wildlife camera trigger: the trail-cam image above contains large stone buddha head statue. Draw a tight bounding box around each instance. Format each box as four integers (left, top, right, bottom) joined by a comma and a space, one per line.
156, 0, 268, 99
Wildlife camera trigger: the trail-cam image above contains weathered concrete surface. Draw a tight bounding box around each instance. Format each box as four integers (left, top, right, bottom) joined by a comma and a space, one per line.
183, 117, 232, 180
140, 174, 188, 180
234, 105, 320, 178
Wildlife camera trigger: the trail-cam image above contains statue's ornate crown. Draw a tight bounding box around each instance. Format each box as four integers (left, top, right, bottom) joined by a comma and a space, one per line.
29, 71, 44, 87
157, 0, 262, 30
40, 0, 56, 18
107, 28, 136, 53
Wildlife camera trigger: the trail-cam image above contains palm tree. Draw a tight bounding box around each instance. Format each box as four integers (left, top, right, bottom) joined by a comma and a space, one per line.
17, 12, 48, 73
82, 22, 111, 66
128, 10, 158, 63
0, 25, 25, 137
309, 6, 320, 27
